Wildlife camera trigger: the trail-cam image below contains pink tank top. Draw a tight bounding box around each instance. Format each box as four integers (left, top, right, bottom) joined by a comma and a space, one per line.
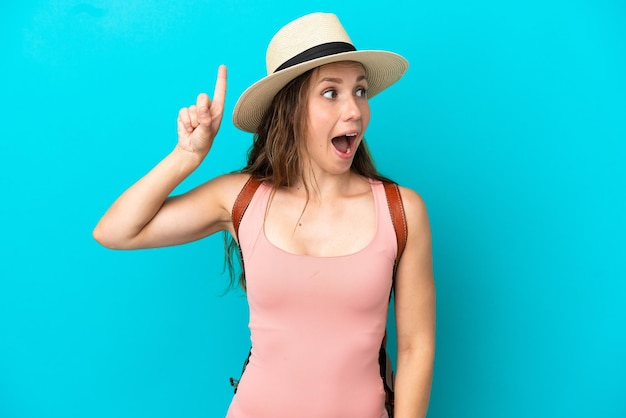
226, 180, 396, 418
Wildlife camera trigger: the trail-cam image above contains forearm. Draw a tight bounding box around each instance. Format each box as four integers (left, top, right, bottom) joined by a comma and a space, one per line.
393, 345, 435, 418
93, 147, 203, 248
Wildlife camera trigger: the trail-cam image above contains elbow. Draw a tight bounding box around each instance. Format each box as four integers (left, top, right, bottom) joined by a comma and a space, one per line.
92, 223, 113, 248
92, 223, 128, 250
396, 342, 435, 378
398, 342, 435, 358
397, 335, 436, 360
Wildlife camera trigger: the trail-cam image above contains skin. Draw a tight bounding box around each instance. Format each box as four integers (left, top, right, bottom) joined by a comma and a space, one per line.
304, 62, 370, 178
93, 61, 435, 418
266, 62, 375, 256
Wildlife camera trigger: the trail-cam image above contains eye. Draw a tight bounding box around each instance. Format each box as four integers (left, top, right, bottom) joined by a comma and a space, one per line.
322, 89, 337, 99
356, 87, 368, 98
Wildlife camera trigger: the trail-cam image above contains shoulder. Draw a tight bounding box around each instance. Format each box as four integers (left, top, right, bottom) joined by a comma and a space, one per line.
204, 172, 252, 192
397, 185, 427, 212
195, 172, 252, 212
397, 185, 430, 235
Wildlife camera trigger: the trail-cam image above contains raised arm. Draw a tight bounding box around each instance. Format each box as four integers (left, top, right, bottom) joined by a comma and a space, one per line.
93, 65, 244, 249
393, 187, 436, 418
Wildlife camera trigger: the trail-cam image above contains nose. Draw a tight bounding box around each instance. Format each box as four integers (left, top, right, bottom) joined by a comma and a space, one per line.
342, 95, 362, 122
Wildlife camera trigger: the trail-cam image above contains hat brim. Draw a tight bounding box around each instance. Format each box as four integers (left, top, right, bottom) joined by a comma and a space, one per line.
232, 50, 409, 133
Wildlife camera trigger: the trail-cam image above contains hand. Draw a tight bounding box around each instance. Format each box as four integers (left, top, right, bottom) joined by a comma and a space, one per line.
176, 65, 227, 157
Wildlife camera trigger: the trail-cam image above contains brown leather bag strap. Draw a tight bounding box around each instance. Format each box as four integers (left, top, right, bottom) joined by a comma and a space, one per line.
232, 176, 262, 240
383, 182, 408, 269
380, 182, 407, 415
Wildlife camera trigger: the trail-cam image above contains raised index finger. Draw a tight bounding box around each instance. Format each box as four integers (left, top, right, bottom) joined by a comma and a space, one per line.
210, 65, 227, 116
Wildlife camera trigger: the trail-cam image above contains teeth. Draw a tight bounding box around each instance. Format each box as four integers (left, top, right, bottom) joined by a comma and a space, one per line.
346, 146, 351, 153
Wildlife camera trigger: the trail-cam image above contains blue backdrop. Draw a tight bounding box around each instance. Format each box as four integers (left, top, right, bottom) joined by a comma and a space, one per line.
1, 1, 624, 417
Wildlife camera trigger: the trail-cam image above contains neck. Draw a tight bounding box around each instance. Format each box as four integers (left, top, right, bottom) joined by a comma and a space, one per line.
294, 168, 363, 202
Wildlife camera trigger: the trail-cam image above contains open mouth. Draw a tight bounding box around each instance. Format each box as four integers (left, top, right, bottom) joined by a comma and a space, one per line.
331, 133, 358, 154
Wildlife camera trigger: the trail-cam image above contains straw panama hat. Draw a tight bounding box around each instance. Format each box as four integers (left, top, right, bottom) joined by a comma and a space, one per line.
232, 12, 409, 133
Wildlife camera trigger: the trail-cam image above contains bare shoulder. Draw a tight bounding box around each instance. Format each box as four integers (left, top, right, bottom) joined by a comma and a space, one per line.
191, 172, 252, 211
397, 185, 429, 224
199, 172, 251, 197
394, 185, 431, 247
397, 185, 426, 208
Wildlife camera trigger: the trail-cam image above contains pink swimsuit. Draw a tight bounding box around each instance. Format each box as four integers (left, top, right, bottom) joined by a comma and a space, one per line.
226, 180, 396, 418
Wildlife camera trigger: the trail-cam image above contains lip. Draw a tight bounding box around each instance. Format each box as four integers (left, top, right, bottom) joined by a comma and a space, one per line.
331, 130, 360, 159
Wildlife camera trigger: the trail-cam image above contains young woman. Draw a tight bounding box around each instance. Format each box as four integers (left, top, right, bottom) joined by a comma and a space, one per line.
94, 12, 435, 418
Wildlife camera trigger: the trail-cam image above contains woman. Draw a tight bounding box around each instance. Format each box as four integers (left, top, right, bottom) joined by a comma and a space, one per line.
93, 12, 435, 418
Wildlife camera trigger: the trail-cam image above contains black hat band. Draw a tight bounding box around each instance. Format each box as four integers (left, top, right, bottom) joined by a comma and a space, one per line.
274, 42, 357, 73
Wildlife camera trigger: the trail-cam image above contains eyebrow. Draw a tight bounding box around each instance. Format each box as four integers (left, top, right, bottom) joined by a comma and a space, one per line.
318, 74, 367, 84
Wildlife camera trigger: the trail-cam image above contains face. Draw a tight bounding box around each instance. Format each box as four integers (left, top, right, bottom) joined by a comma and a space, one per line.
303, 61, 371, 176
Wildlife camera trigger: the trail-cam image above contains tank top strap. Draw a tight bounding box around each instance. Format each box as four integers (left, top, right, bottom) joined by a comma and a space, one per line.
238, 182, 272, 255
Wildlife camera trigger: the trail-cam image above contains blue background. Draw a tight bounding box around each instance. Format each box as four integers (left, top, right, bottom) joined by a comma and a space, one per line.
1, 1, 625, 417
